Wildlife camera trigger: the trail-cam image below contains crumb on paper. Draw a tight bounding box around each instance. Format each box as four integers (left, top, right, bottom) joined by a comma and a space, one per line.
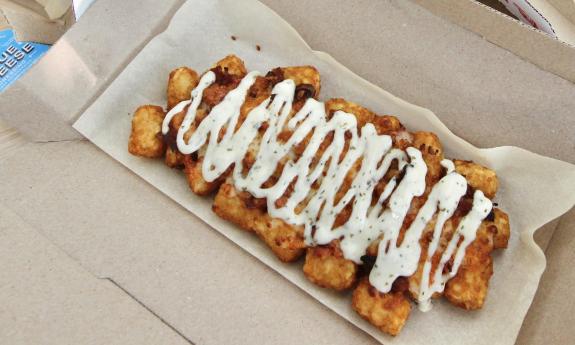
256, 44, 261, 51
231, 35, 237, 41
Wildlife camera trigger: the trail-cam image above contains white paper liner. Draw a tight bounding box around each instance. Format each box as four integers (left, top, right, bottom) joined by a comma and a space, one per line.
73, 1, 575, 344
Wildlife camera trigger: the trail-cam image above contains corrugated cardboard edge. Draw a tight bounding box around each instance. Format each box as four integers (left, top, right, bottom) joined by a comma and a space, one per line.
413, 0, 575, 83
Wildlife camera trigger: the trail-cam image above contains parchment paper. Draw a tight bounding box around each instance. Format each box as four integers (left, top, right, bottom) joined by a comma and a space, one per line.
73, 0, 575, 344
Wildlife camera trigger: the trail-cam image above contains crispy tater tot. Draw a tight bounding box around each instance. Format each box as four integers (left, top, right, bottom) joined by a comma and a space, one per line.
444, 208, 510, 309
213, 181, 305, 262
128, 105, 166, 158
454, 160, 499, 199
352, 278, 411, 336
303, 240, 357, 290
167, 67, 199, 110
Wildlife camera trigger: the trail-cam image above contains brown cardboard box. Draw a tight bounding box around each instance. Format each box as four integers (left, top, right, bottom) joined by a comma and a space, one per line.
0, 0, 573, 344
415, 0, 575, 83
0, 0, 75, 44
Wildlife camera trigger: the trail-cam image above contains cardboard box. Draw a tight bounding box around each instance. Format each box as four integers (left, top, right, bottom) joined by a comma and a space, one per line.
0, 0, 75, 44
0, 0, 573, 344
415, 0, 575, 83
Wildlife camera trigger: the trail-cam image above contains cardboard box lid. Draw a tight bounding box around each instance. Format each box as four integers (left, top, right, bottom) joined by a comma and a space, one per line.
0, 0, 574, 344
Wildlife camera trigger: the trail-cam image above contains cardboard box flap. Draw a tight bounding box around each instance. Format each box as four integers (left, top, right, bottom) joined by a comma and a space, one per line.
0, 205, 192, 345
414, 0, 575, 83
0, 0, 70, 43
0, 0, 185, 142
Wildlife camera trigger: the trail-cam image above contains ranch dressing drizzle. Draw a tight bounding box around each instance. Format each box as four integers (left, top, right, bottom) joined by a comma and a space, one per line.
417, 188, 492, 311
372, 159, 468, 306
166, 71, 492, 311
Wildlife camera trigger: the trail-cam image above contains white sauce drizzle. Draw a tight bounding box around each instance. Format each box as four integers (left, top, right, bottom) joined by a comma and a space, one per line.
162, 71, 492, 311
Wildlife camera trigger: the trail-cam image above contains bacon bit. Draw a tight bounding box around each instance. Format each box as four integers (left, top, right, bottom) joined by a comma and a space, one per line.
265, 67, 284, 86
294, 84, 316, 102
210, 66, 239, 86
464, 184, 476, 198
455, 197, 473, 217
391, 277, 409, 293
203, 84, 237, 107
163, 133, 178, 151
442, 258, 454, 274
361, 255, 377, 267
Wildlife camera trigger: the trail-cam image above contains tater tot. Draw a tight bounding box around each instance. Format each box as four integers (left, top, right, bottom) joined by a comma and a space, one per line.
167, 67, 199, 110
128, 105, 166, 158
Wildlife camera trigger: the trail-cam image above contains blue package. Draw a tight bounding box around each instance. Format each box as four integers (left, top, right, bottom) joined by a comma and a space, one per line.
0, 29, 50, 93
